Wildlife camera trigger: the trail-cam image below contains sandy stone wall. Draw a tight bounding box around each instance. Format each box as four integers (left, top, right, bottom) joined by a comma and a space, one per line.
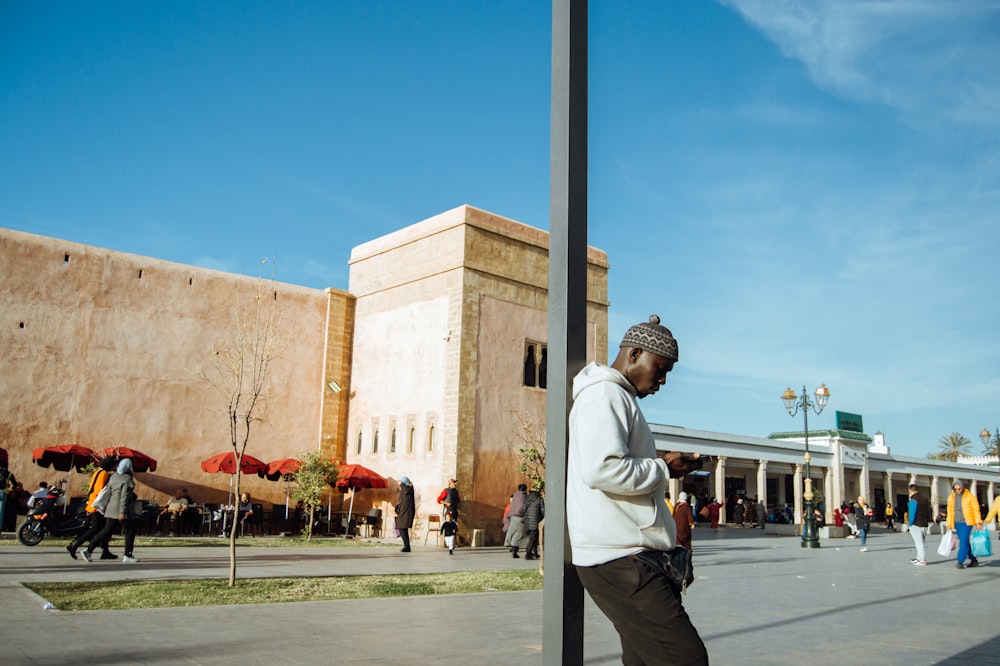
0, 228, 337, 508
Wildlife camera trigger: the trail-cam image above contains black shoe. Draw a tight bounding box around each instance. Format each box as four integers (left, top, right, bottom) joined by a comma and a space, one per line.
100, 552, 118, 560
957, 563, 965, 569
66, 545, 78, 560
81, 550, 93, 562
968, 560, 979, 567
449, 549, 453, 555
401, 547, 411, 552
525, 555, 536, 560
512, 552, 520, 558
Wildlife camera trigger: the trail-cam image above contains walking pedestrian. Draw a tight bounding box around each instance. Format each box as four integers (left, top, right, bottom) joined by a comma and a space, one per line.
67, 456, 117, 560
857, 496, 873, 552
504, 484, 528, 558
83, 458, 140, 563
947, 480, 982, 569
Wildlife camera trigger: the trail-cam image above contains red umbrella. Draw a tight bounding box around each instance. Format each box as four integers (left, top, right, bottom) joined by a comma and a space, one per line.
336, 463, 388, 492
32, 444, 97, 472
32, 444, 97, 513
201, 451, 268, 532
99, 446, 158, 473
335, 463, 387, 531
200, 451, 268, 476
265, 457, 302, 481
265, 458, 302, 519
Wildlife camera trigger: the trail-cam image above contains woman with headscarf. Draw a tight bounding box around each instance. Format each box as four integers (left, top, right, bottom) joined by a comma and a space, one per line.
673, 492, 695, 550
83, 458, 140, 563
67, 456, 118, 560
395, 476, 415, 553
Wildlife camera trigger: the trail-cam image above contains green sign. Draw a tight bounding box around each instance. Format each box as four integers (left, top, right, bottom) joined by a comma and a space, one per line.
836, 411, 864, 433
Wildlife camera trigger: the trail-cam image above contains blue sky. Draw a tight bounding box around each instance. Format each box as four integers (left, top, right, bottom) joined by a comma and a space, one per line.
2, 1, 998, 459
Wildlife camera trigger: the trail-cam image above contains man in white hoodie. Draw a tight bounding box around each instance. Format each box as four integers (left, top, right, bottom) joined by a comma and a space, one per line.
568, 314, 708, 666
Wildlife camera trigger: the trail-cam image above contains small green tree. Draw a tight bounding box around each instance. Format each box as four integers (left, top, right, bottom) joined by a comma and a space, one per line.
292, 451, 341, 541
511, 410, 546, 493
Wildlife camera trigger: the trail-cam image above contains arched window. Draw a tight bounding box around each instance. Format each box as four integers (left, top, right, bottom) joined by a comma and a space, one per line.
524, 344, 537, 386
356, 431, 362, 455
428, 425, 435, 452
372, 430, 379, 454
408, 427, 415, 453
390, 428, 397, 454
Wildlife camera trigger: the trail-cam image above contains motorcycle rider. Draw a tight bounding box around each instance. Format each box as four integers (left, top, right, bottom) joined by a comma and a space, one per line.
67, 456, 118, 560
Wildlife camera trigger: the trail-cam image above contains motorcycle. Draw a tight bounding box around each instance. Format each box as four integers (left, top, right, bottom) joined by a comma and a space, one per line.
17, 482, 88, 546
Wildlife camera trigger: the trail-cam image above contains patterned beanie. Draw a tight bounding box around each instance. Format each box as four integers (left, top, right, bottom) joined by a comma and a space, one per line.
619, 314, 679, 362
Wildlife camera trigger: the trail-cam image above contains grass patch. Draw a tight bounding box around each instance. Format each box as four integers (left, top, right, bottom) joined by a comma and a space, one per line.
26, 570, 543, 611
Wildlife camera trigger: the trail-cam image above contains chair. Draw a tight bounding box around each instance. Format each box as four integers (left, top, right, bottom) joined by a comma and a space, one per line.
424, 514, 442, 545
201, 504, 218, 535
362, 507, 382, 538
268, 504, 287, 534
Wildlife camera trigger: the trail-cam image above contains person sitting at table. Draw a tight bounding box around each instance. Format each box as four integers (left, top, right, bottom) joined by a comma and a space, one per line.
159, 488, 190, 536
237, 492, 254, 535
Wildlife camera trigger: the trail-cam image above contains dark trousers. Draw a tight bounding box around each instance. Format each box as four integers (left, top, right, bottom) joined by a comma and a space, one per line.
399, 527, 411, 550
88, 517, 136, 557
70, 512, 112, 553
576, 552, 708, 666
525, 528, 540, 558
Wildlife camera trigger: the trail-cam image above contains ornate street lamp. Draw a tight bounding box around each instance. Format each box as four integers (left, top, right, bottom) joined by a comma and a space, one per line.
782, 384, 831, 548
980, 427, 999, 478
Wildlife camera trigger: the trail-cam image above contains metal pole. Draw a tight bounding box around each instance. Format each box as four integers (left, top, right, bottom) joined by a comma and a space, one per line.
543, 0, 587, 663
801, 387, 819, 548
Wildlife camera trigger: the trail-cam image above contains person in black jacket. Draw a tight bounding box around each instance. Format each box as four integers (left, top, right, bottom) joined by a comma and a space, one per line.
395, 476, 415, 553
523, 489, 544, 560
907, 484, 932, 565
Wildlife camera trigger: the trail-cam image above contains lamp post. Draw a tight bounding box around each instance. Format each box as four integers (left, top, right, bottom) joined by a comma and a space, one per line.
980, 427, 999, 480
782, 384, 831, 548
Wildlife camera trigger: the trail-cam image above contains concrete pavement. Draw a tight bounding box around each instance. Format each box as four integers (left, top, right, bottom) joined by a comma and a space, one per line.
2, 526, 999, 665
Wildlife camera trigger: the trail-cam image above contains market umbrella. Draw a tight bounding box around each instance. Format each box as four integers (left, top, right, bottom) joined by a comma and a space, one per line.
32, 444, 97, 513
335, 463, 387, 533
265, 457, 302, 519
200, 452, 268, 531
99, 446, 158, 473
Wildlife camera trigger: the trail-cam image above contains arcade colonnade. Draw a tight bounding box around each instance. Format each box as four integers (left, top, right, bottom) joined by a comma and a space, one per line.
652, 424, 1000, 523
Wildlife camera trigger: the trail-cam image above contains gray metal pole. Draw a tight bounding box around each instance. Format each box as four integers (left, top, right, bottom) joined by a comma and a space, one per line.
543, 0, 587, 664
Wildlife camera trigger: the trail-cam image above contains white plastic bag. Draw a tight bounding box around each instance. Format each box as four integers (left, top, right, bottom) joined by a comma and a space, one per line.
937, 529, 955, 557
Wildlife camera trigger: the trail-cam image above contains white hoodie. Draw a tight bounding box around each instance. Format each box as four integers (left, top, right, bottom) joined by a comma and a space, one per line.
567, 362, 676, 566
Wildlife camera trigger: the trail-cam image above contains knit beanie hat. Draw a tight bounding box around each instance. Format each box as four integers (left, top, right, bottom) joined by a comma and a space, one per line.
117, 458, 133, 475
620, 314, 679, 362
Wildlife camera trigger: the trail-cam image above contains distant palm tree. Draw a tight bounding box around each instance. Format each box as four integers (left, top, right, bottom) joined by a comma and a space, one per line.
931, 432, 973, 461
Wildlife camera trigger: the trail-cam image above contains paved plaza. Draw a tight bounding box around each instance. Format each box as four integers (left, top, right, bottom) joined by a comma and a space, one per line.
1, 526, 999, 665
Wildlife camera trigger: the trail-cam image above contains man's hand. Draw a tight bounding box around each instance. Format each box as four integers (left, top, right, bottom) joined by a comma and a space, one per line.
658, 451, 704, 478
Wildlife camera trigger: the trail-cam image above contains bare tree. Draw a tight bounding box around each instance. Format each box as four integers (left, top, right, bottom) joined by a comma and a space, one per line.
511, 410, 546, 493
196, 263, 282, 586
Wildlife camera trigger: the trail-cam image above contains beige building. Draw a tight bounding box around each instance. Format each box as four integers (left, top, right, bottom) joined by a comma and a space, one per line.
0, 205, 609, 544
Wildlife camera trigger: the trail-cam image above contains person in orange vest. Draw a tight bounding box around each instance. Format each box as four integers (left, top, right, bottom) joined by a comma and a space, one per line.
67, 456, 118, 560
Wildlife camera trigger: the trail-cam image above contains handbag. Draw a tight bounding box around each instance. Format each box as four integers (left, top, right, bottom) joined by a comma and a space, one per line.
971, 529, 993, 558
91, 484, 112, 515
937, 529, 956, 557
698, 506, 709, 519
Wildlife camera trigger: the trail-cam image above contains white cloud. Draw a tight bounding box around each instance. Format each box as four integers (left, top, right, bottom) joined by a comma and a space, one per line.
719, 0, 1000, 131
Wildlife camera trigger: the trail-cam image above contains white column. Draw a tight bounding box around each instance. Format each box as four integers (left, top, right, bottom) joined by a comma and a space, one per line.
989, 481, 996, 508
668, 478, 680, 506
715, 457, 727, 524
931, 476, 940, 518
757, 460, 768, 509
824, 467, 834, 523
884, 472, 894, 512
793, 464, 804, 525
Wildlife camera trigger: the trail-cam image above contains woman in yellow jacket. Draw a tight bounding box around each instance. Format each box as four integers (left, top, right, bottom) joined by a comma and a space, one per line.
946, 479, 982, 569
